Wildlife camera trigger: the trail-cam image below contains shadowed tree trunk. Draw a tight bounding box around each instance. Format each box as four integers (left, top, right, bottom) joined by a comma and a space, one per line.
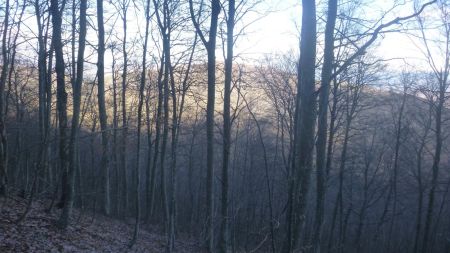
129, 0, 150, 246
284, 0, 317, 251
412, 104, 432, 253
50, 0, 69, 226
111, 45, 119, 216
189, 0, 221, 251
0, 0, 10, 196
220, 0, 235, 252
313, 0, 337, 251
148, 54, 164, 218
120, 0, 130, 217
96, 0, 111, 216
34, 0, 49, 186
59, 0, 88, 228
386, 85, 407, 252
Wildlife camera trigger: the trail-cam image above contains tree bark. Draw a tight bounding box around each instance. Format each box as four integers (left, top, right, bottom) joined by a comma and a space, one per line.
220, 0, 235, 252
189, 0, 221, 251
313, 0, 337, 251
50, 0, 69, 226
120, 0, 129, 217
96, 0, 111, 216
59, 0, 88, 228
0, 0, 10, 196
284, 0, 317, 251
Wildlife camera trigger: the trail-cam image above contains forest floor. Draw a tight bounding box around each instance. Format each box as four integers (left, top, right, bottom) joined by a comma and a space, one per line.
0, 194, 200, 252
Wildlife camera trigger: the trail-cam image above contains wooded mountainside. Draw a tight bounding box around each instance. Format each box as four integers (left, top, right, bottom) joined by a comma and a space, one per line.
0, 0, 449, 252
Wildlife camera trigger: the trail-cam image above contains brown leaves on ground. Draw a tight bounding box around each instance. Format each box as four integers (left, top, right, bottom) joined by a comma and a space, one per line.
0, 196, 199, 252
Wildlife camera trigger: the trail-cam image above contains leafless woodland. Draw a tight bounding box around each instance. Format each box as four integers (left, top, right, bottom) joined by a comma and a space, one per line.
0, 0, 449, 252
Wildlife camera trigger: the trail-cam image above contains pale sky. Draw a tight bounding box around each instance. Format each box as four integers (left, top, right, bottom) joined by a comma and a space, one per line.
232, 0, 442, 70
233, 0, 301, 58
16, 0, 443, 73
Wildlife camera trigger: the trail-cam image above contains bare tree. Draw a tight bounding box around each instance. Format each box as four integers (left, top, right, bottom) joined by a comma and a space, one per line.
49, 0, 69, 227
417, 3, 450, 251
313, 1, 337, 252
219, 0, 235, 251
96, 0, 111, 215
189, 0, 221, 251
59, 0, 88, 228
0, 0, 10, 196
129, 0, 151, 246
284, 0, 317, 251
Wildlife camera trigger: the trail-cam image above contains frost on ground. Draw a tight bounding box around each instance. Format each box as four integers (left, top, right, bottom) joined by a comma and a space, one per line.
0, 195, 200, 252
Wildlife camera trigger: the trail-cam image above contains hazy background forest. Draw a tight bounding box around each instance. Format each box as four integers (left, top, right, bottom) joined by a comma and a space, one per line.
0, 0, 449, 252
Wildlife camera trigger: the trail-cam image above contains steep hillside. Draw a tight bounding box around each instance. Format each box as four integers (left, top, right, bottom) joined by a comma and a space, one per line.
0, 195, 199, 252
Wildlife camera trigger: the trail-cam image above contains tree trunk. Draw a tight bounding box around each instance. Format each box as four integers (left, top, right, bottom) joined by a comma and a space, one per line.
220, 0, 235, 252
148, 55, 164, 218
0, 0, 10, 196
96, 0, 111, 216
313, 0, 337, 251
50, 0, 69, 226
421, 81, 445, 253
386, 86, 407, 252
120, 0, 129, 217
59, 0, 87, 228
111, 47, 119, 216
130, 0, 150, 246
189, 0, 221, 250
412, 109, 431, 253
284, 0, 317, 251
